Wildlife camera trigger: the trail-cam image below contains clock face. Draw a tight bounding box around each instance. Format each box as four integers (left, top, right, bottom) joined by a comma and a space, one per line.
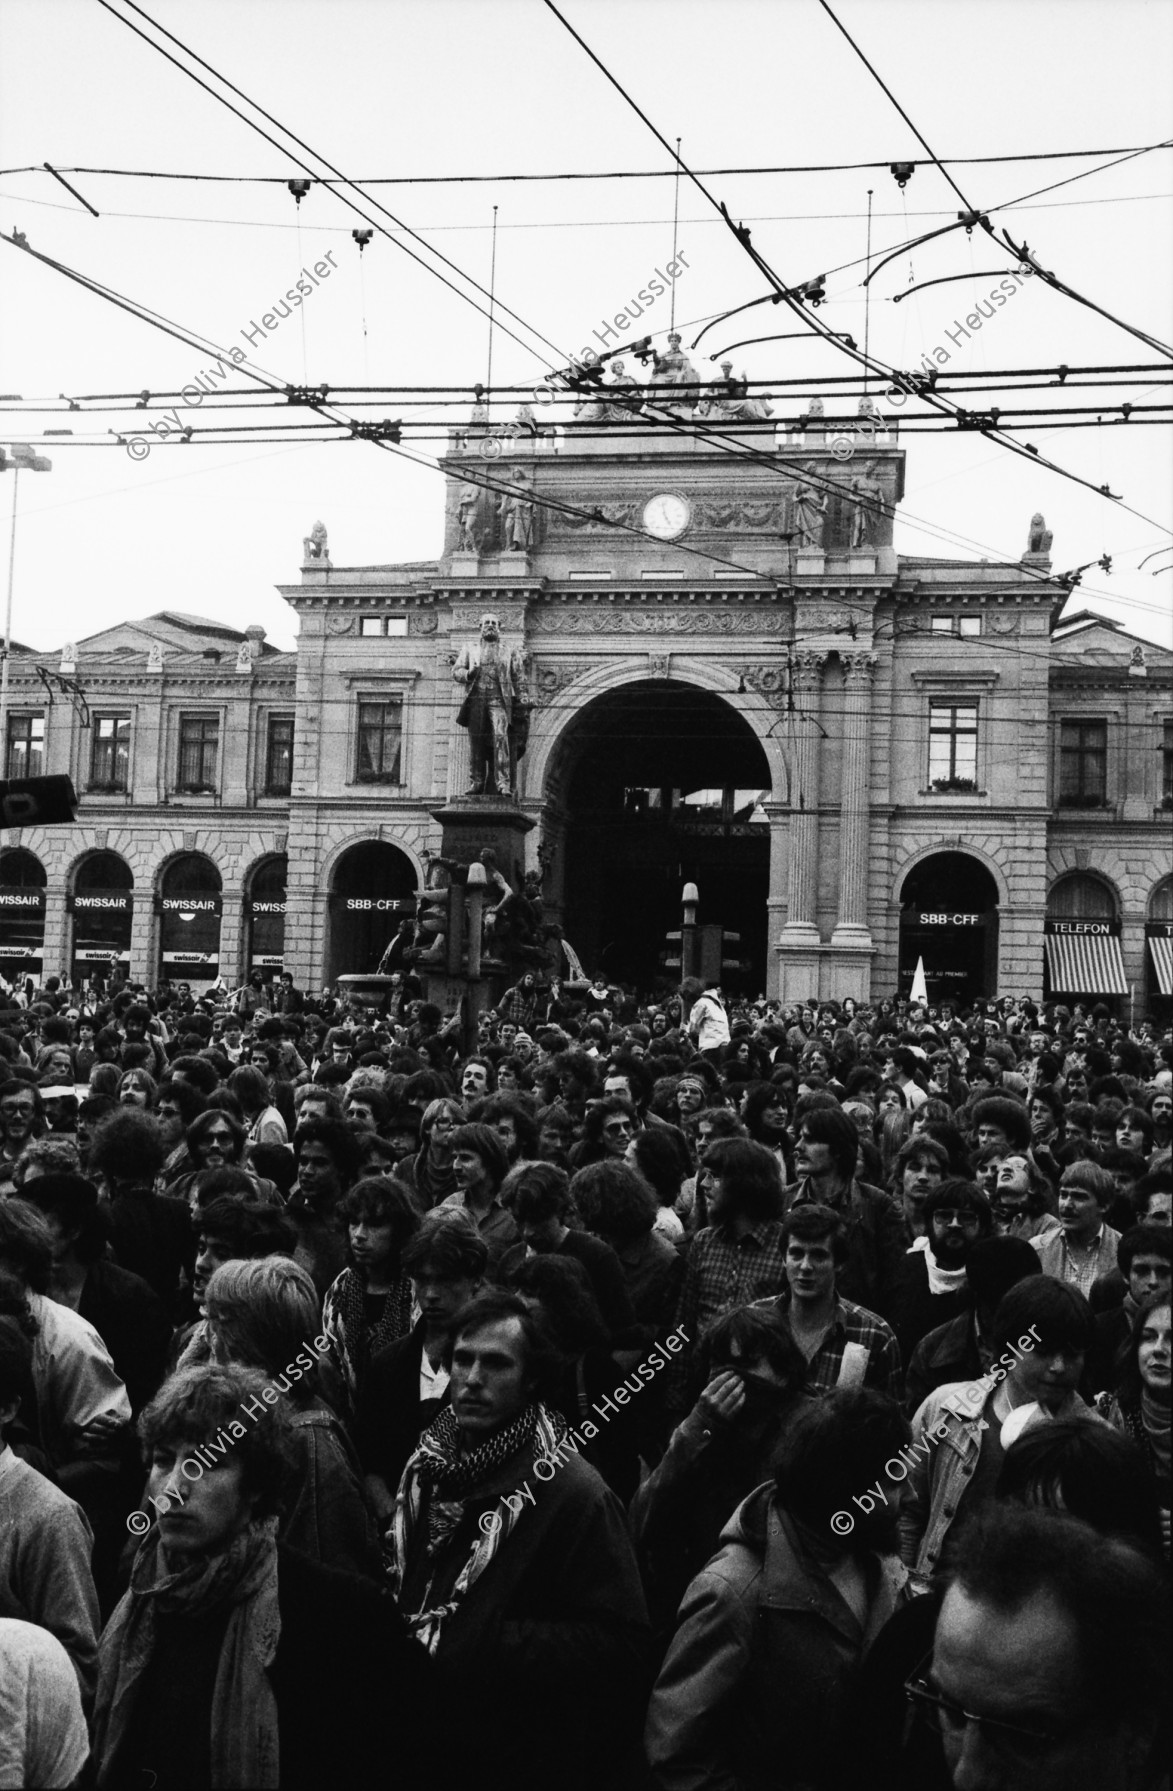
642, 492, 691, 540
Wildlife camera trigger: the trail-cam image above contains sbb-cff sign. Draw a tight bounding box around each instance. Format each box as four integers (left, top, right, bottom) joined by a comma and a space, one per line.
916, 912, 983, 927
0, 776, 77, 828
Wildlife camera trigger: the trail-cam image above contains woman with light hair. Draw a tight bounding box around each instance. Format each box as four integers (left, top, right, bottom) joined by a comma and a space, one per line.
204, 1257, 380, 1578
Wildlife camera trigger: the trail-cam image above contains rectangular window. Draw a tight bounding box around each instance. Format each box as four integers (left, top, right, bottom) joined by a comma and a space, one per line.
5, 713, 44, 780
360, 617, 384, 637
928, 702, 978, 787
356, 700, 402, 783
930, 616, 954, 635
359, 615, 408, 638
957, 616, 982, 637
89, 714, 130, 790
265, 715, 294, 796
1163, 720, 1173, 808
177, 714, 219, 791
1059, 719, 1107, 808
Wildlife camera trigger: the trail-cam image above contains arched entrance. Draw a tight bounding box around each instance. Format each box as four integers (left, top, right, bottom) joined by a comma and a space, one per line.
158, 854, 223, 988
71, 851, 133, 984
1146, 877, 1173, 1014
0, 846, 46, 985
899, 852, 999, 1004
245, 855, 287, 982
553, 682, 771, 994
326, 840, 418, 984
1044, 872, 1127, 1006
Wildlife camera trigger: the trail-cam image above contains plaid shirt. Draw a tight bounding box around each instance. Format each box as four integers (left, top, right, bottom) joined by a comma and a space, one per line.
667, 1219, 789, 1415
753, 1292, 904, 1402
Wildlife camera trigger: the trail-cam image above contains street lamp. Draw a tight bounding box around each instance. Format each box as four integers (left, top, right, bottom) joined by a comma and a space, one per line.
1, 444, 52, 783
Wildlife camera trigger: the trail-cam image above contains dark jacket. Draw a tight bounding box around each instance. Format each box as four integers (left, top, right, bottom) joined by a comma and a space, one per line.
78, 1258, 172, 1414
646, 1486, 906, 1791
786, 1176, 909, 1316
400, 1441, 649, 1791
106, 1185, 195, 1311
355, 1321, 443, 1492
106, 1543, 440, 1791
883, 1249, 969, 1365
904, 1309, 982, 1414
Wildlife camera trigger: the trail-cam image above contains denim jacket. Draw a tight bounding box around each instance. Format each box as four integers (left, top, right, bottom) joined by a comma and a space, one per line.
898, 1380, 992, 1579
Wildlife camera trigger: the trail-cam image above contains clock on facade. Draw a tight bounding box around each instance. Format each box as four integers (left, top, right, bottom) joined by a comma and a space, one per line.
641, 493, 691, 540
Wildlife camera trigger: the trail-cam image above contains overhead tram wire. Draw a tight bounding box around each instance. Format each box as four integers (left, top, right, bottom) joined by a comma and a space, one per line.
92, 0, 566, 372
10, 362, 1167, 408
541, 2, 1173, 539
814, 0, 1173, 360
4, 142, 1167, 185
5, 222, 1163, 597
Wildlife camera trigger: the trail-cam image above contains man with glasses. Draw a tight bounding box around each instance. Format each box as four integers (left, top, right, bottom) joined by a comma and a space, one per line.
0, 1081, 41, 1195
886, 1182, 995, 1364
907, 1504, 1168, 1791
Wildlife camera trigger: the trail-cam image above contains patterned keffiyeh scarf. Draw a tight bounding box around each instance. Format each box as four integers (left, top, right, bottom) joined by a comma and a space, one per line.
388, 1401, 567, 1653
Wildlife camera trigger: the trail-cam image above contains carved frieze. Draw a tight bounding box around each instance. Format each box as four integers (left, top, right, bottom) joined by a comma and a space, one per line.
409, 612, 439, 635
535, 607, 788, 635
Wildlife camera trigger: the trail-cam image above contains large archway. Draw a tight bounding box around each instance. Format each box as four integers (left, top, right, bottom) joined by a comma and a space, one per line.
899, 852, 1000, 1005
326, 840, 418, 984
552, 682, 771, 995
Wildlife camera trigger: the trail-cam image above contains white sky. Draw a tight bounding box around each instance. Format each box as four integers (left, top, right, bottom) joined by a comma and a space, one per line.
2, 0, 1171, 654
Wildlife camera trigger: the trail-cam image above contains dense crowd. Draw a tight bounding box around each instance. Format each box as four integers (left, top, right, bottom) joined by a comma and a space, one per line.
0, 963, 1169, 1790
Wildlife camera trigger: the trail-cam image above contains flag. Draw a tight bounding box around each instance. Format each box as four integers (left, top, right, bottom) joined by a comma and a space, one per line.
910, 956, 928, 1004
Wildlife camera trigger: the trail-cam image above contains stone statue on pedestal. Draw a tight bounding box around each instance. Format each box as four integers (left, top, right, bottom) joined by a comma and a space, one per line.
646, 332, 700, 415
499, 468, 536, 551
791, 479, 829, 547
699, 362, 774, 422
848, 473, 884, 549
303, 521, 330, 564
452, 612, 530, 797
1028, 512, 1053, 555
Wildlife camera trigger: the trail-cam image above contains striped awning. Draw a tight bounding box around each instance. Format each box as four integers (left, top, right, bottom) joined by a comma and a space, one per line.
1045, 930, 1128, 995
1149, 934, 1173, 997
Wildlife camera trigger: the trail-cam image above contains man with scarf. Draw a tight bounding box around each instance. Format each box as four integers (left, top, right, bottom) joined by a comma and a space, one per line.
91, 1363, 436, 1791
388, 1289, 649, 1791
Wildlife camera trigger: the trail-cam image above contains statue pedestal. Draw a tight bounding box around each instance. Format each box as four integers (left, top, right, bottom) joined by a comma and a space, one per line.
490, 552, 531, 574
449, 553, 480, 575
796, 550, 825, 576
431, 797, 535, 875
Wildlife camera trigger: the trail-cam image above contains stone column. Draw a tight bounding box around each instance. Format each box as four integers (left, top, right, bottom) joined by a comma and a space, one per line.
779, 651, 825, 946
832, 652, 876, 944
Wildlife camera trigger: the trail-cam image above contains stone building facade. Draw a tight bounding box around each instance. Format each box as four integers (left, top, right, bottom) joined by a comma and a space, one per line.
3, 397, 1170, 1010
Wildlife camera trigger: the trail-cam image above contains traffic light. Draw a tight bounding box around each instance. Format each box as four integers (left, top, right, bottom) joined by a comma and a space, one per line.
0, 775, 78, 828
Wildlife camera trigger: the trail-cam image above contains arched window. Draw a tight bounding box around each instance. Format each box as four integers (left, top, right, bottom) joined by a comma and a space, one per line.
158, 854, 223, 987
72, 852, 133, 984
0, 848, 46, 980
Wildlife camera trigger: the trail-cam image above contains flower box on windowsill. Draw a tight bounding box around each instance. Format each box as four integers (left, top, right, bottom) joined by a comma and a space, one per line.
925, 777, 980, 795
174, 785, 218, 797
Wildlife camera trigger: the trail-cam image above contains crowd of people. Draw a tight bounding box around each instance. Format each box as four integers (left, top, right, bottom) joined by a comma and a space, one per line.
0, 961, 1169, 1790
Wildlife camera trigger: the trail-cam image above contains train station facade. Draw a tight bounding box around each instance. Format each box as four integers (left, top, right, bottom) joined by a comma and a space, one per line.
3, 407, 1171, 1012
